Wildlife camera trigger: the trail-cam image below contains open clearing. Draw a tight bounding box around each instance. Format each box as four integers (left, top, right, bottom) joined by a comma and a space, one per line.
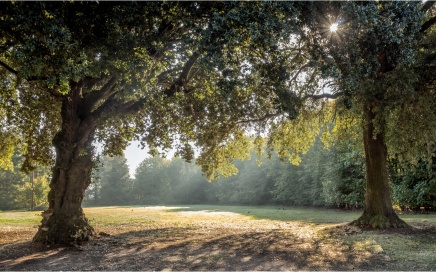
1, 205, 435, 271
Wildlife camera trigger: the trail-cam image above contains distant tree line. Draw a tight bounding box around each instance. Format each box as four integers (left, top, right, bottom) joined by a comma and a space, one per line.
1, 138, 434, 212
82, 138, 435, 212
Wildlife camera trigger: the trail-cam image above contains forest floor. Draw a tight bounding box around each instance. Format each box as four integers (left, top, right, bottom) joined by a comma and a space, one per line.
0, 205, 435, 271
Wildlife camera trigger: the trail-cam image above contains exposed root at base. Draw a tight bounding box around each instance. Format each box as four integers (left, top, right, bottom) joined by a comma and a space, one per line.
351, 213, 409, 229
33, 214, 96, 246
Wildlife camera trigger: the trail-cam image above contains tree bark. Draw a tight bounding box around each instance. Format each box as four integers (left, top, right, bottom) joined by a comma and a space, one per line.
352, 104, 408, 229
33, 83, 97, 245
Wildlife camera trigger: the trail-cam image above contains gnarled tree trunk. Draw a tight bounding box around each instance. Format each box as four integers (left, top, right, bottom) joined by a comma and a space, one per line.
33, 83, 97, 245
353, 104, 408, 229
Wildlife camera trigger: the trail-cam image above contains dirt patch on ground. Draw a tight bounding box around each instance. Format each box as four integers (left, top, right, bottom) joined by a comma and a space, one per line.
0, 208, 434, 271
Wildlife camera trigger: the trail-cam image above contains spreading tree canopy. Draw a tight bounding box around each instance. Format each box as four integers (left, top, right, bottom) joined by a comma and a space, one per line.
0, 1, 304, 245
0, 1, 435, 245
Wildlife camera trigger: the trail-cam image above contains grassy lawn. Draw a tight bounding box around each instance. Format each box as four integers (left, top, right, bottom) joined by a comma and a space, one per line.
167, 205, 362, 223
1, 205, 435, 270
0, 211, 41, 225
2, 205, 434, 225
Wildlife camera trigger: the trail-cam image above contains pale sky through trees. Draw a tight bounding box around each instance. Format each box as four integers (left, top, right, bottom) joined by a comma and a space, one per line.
124, 141, 149, 177
124, 141, 179, 177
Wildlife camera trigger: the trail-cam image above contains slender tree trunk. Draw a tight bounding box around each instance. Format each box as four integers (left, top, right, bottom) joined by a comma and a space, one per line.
33, 83, 97, 245
353, 104, 408, 229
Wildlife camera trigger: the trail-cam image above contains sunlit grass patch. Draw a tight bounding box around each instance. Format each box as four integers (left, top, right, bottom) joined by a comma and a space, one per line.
343, 230, 436, 271
400, 213, 436, 224
352, 239, 384, 254
0, 211, 41, 225
376, 234, 436, 270
2, 205, 435, 227
167, 205, 362, 224
84, 206, 161, 227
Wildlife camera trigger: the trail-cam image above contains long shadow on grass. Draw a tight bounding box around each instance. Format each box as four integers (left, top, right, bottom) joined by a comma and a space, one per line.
0, 242, 82, 270
0, 227, 391, 271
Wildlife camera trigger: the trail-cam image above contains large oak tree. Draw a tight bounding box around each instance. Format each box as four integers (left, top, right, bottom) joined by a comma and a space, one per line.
289, 1, 436, 228
0, 1, 302, 245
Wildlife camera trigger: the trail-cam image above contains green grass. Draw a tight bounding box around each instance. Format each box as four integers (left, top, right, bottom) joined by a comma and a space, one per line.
399, 213, 436, 223
84, 206, 161, 226
166, 204, 436, 224
167, 205, 362, 223
2, 204, 434, 226
0, 210, 41, 225
343, 230, 436, 270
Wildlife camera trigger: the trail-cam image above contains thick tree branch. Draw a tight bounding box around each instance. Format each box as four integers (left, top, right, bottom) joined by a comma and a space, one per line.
156, 68, 179, 84
290, 63, 311, 83
0, 60, 18, 75
88, 96, 117, 122
92, 97, 147, 125
237, 113, 282, 124
422, 1, 435, 12
164, 52, 201, 97
303, 92, 344, 100
114, 98, 148, 117
421, 15, 436, 33
82, 76, 109, 93
0, 60, 62, 98
89, 93, 146, 124
0, 60, 48, 81
82, 76, 120, 114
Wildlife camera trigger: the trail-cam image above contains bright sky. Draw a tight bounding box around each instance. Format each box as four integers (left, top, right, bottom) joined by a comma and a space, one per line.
124, 140, 150, 177
124, 141, 178, 177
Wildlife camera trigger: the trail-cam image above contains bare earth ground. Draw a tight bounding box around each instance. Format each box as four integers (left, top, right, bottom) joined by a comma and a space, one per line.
0, 206, 435, 271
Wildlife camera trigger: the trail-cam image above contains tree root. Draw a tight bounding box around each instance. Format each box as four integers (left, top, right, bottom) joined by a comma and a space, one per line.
352, 213, 409, 229
33, 213, 96, 246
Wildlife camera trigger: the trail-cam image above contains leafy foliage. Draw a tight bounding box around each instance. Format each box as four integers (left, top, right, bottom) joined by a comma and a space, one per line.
0, 2, 305, 170
390, 156, 436, 211
0, 153, 49, 210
